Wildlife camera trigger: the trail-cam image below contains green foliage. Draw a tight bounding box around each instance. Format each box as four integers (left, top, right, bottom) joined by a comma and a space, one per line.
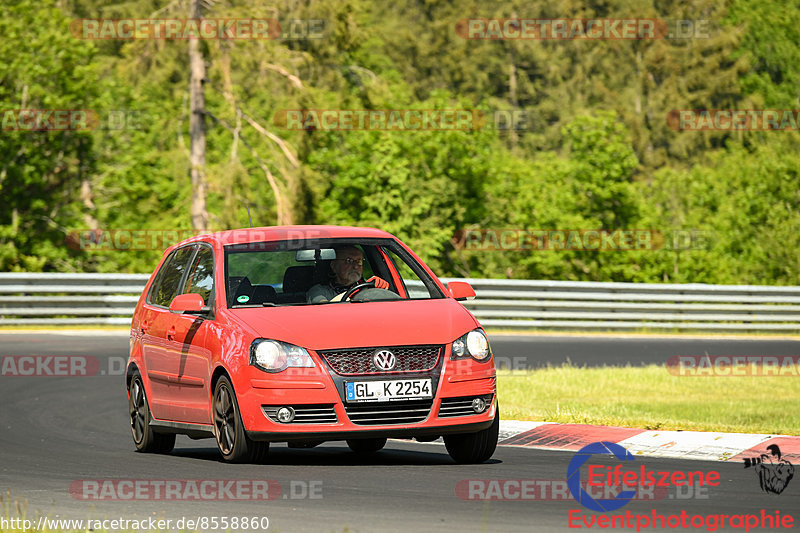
2, 0, 799, 286
726, 0, 800, 108
638, 137, 800, 284
563, 112, 640, 228
309, 93, 495, 273
0, 0, 103, 272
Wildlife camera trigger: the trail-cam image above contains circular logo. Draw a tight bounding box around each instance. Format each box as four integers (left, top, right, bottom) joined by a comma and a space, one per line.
373, 349, 396, 371
567, 441, 637, 513
236, 295, 250, 303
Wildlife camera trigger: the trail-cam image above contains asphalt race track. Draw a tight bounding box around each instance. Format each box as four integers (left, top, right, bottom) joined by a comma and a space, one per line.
490, 333, 800, 369
0, 332, 798, 532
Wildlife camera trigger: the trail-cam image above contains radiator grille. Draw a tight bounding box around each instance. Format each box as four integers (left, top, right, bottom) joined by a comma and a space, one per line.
319, 345, 442, 375
262, 404, 338, 424
438, 394, 494, 418
344, 399, 433, 425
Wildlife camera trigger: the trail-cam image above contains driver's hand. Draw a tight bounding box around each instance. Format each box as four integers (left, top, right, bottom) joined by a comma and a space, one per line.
366, 276, 389, 289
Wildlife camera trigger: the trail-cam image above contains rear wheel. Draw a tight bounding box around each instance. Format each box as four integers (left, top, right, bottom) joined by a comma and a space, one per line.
213, 376, 269, 463
346, 437, 387, 454
128, 371, 175, 453
443, 408, 499, 464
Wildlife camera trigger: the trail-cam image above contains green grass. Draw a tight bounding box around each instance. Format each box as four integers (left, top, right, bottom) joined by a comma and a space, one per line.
497, 364, 800, 435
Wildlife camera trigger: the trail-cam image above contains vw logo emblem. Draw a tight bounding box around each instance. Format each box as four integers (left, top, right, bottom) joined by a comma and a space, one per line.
373, 349, 396, 371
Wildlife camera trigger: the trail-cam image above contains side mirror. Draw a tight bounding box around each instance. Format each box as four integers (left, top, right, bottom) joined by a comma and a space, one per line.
169, 293, 207, 313
447, 281, 475, 301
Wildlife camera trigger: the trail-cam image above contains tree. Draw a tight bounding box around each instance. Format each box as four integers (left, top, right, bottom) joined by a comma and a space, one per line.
0, 0, 106, 271
189, 0, 209, 231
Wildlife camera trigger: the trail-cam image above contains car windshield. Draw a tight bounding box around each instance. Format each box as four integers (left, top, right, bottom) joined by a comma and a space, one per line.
224, 239, 444, 307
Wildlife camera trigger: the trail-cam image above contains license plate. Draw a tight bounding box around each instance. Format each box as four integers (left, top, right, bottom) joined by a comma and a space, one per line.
345, 379, 432, 402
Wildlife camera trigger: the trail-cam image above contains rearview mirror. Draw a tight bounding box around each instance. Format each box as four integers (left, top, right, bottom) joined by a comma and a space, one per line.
169, 293, 207, 313
296, 248, 336, 261
447, 281, 476, 301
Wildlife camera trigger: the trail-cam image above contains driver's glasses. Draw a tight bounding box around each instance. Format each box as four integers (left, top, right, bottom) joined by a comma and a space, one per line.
341, 258, 363, 266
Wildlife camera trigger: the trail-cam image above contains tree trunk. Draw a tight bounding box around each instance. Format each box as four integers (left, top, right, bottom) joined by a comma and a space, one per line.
80, 178, 98, 230
189, 0, 209, 231
508, 49, 519, 150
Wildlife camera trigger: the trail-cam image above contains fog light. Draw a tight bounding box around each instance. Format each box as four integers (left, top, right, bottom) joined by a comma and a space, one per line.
276, 406, 295, 423
471, 397, 487, 413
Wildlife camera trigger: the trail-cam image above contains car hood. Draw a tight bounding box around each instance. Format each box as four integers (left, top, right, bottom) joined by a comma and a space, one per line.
226, 298, 479, 350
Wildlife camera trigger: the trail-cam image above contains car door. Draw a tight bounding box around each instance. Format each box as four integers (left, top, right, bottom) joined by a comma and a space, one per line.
167, 243, 215, 424
140, 244, 196, 420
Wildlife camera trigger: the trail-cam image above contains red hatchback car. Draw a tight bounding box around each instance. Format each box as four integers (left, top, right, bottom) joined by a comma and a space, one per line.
126, 226, 498, 463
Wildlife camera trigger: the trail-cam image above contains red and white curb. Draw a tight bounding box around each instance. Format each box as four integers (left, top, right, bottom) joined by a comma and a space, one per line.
498, 421, 800, 463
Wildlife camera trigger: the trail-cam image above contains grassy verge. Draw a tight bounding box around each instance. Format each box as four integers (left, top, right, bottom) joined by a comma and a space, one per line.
497, 364, 800, 435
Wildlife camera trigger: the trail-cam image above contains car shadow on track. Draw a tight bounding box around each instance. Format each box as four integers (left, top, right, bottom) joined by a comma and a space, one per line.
168, 444, 502, 466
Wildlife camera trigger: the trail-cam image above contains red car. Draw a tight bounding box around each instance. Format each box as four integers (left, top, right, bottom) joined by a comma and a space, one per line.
126, 226, 498, 463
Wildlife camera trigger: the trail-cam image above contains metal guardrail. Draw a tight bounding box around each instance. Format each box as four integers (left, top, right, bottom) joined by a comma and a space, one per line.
0, 273, 148, 326
1, 273, 799, 332
443, 279, 800, 332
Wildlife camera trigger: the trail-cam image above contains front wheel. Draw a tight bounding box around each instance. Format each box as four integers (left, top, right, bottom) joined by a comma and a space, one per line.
443, 408, 499, 464
213, 376, 269, 463
128, 371, 175, 453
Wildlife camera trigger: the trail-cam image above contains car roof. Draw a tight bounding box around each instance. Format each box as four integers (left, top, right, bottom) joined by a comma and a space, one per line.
174, 225, 396, 249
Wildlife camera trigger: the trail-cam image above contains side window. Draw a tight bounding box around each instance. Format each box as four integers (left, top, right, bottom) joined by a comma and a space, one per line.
382, 247, 438, 299
150, 246, 195, 307
184, 246, 214, 305
359, 245, 376, 279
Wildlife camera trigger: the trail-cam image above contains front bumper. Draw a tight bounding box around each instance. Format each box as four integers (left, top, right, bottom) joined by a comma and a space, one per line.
234, 349, 497, 442
246, 414, 496, 442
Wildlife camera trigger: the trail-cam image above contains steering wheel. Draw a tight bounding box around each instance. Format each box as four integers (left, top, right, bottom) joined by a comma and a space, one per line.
342, 280, 376, 301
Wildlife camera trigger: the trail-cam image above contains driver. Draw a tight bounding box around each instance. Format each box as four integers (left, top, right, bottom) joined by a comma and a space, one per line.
307, 245, 389, 303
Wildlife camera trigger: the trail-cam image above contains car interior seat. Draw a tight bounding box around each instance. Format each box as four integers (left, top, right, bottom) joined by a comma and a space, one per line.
280, 265, 316, 303
232, 276, 253, 304
251, 284, 277, 305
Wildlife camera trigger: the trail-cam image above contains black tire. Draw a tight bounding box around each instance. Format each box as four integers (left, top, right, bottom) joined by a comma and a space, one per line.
346, 437, 387, 454
213, 376, 269, 463
443, 408, 499, 464
128, 371, 176, 453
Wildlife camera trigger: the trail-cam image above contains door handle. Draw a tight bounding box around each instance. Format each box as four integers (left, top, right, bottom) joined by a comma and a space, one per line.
140, 321, 149, 335
167, 326, 176, 341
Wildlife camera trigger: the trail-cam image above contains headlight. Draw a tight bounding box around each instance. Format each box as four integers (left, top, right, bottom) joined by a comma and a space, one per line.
451, 329, 491, 362
250, 339, 315, 373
